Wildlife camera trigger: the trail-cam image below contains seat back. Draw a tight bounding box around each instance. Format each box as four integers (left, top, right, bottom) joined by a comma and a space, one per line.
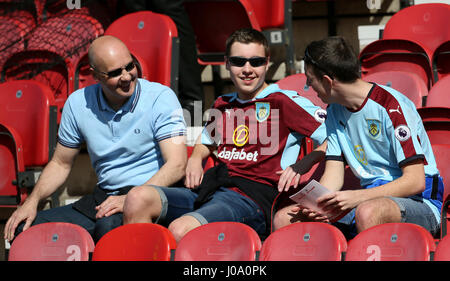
260, 222, 346, 261
432, 40, 450, 83
434, 232, 450, 261
382, 3, 450, 61
174, 222, 261, 261
417, 107, 450, 122
276, 73, 327, 109
92, 223, 176, 261
359, 39, 433, 89
0, 80, 57, 167
345, 223, 436, 261
427, 75, 450, 108
9, 222, 95, 261
423, 121, 450, 145
363, 70, 428, 107
105, 11, 179, 92
431, 144, 450, 238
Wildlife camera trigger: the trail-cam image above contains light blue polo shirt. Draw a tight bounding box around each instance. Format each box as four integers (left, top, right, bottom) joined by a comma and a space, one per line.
58, 79, 186, 191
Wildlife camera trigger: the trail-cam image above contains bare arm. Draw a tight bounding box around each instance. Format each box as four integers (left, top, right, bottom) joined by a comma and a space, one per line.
277, 141, 327, 192
185, 134, 216, 188
143, 135, 187, 186
4, 143, 80, 241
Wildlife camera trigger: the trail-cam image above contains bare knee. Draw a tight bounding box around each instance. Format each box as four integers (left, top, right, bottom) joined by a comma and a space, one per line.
273, 204, 297, 231
123, 186, 162, 224
168, 215, 201, 242
355, 198, 401, 233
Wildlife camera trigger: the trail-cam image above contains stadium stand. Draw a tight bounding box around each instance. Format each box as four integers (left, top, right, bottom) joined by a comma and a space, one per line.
359, 39, 434, 89
417, 106, 450, 123
174, 222, 261, 261
0, 80, 57, 206
426, 75, 450, 108
92, 223, 176, 261
383, 3, 449, 57
363, 70, 428, 107
434, 232, 450, 261
260, 222, 347, 261
103, 11, 179, 93
345, 223, 436, 261
8, 222, 95, 261
432, 144, 450, 238
432, 40, 450, 82
276, 73, 327, 109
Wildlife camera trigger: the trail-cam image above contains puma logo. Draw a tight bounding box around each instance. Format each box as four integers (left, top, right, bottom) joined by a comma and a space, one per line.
389, 105, 401, 115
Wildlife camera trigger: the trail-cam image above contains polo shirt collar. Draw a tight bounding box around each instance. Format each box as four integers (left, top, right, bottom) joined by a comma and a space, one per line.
98, 79, 141, 113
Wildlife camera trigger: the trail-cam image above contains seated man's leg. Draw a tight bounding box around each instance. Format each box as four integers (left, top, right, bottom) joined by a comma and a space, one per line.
355, 196, 440, 237
15, 204, 95, 238
169, 187, 266, 242
123, 185, 197, 225
94, 213, 123, 242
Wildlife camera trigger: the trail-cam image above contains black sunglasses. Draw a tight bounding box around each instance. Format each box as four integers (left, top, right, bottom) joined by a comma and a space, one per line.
92, 61, 136, 78
303, 48, 333, 79
228, 56, 268, 67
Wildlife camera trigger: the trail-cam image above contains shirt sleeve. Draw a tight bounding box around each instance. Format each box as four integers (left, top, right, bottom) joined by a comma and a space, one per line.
57, 95, 84, 148
152, 87, 187, 142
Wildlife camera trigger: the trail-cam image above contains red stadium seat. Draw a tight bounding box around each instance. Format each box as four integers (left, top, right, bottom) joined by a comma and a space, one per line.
382, 3, 450, 63
276, 73, 327, 109
434, 232, 450, 261
187, 146, 216, 171
432, 40, 450, 82
426, 75, 450, 108
359, 39, 433, 89
92, 223, 176, 261
8, 222, 95, 261
363, 70, 428, 107
431, 144, 450, 238
0, 80, 57, 206
260, 222, 347, 261
417, 107, 450, 122
184, 0, 295, 74
104, 11, 179, 93
423, 121, 450, 145
345, 223, 436, 261
174, 222, 261, 261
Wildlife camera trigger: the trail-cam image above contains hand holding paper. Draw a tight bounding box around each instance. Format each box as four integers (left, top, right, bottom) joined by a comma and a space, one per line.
289, 179, 350, 222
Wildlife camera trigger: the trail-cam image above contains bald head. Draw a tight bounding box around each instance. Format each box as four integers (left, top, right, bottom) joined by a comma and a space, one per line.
88, 35, 132, 71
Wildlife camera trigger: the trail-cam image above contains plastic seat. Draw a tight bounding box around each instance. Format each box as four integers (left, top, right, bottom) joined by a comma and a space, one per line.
417, 107, 450, 123
423, 121, 450, 145
9, 222, 95, 261
432, 40, 450, 82
431, 144, 450, 238
184, 0, 295, 74
104, 11, 179, 93
363, 70, 428, 107
276, 73, 327, 109
345, 223, 436, 261
434, 232, 450, 261
260, 222, 347, 261
359, 39, 433, 89
426, 75, 450, 108
382, 3, 450, 64
92, 223, 176, 261
174, 222, 261, 261
0, 80, 57, 206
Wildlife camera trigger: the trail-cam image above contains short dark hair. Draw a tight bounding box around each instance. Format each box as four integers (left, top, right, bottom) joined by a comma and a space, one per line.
304, 36, 360, 83
225, 28, 269, 57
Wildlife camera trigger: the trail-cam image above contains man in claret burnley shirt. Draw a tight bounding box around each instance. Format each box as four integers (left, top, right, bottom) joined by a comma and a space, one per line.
122, 28, 327, 241
279, 36, 443, 239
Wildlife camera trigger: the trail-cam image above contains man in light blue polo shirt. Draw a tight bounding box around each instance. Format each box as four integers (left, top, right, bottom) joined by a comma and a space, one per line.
4, 35, 187, 242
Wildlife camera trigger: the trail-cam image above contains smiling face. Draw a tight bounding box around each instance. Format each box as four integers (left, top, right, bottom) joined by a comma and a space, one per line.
226, 42, 269, 100
89, 36, 138, 110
